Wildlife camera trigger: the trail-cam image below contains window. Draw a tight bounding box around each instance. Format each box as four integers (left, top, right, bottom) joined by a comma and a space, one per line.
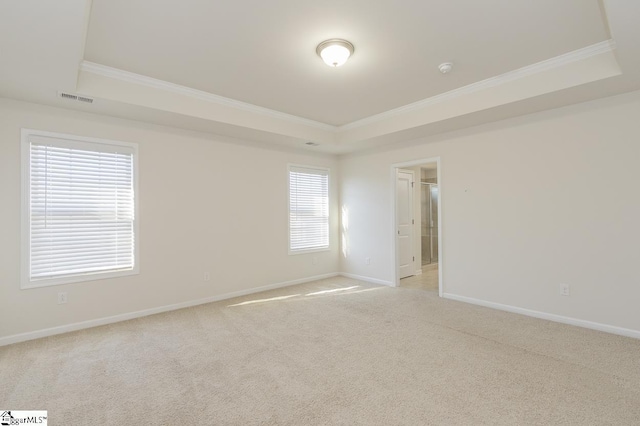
288, 165, 329, 253
21, 129, 138, 288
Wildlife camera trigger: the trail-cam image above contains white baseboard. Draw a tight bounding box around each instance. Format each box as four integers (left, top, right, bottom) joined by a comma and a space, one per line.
11, 275, 634, 346
443, 293, 640, 340
0, 272, 339, 347
339, 272, 395, 287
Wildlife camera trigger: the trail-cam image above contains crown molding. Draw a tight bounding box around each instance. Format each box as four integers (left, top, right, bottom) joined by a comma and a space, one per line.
338, 39, 617, 132
81, 40, 616, 136
80, 61, 336, 132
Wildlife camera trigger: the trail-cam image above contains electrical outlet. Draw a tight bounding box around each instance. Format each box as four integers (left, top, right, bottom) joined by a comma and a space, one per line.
57, 292, 67, 304
365, 257, 371, 265
560, 283, 570, 296
203, 272, 211, 282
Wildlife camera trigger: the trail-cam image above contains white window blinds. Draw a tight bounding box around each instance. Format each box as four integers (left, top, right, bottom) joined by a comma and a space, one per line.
289, 165, 329, 252
24, 132, 137, 286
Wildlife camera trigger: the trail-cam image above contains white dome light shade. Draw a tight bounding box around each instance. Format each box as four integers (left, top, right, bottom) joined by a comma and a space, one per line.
316, 39, 354, 67
320, 44, 350, 67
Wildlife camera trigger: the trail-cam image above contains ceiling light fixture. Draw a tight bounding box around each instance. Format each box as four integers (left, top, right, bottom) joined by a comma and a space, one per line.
316, 39, 354, 67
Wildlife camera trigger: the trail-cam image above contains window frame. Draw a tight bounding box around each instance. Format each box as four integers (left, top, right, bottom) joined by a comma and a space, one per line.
20, 129, 140, 289
287, 163, 330, 255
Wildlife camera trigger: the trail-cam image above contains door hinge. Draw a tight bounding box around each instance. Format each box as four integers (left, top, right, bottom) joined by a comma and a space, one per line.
397, 230, 400, 235
412, 219, 414, 224
413, 256, 415, 261
411, 181, 414, 188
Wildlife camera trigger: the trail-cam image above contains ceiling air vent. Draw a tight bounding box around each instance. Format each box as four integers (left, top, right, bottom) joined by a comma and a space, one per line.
58, 92, 94, 104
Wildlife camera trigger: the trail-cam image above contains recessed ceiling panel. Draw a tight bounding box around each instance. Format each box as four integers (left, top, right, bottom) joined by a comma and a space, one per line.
85, 0, 608, 126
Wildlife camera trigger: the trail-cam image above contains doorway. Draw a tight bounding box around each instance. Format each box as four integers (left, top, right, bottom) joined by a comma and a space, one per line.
396, 169, 415, 279
392, 158, 442, 295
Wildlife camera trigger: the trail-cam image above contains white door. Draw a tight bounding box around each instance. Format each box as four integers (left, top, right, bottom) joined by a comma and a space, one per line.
396, 169, 414, 279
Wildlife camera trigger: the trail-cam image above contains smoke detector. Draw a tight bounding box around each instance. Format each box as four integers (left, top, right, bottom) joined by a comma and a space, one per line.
438, 62, 453, 74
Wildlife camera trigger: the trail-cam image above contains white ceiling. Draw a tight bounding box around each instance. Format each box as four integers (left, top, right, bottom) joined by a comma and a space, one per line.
1, 0, 640, 154
84, 0, 608, 126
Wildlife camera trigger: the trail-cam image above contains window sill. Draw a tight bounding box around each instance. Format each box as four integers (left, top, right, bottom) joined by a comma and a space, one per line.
21, 268, 139, 290
288, 247, 330, 256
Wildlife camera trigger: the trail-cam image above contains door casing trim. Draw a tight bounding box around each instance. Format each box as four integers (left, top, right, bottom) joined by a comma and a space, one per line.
391, 157, 443, 296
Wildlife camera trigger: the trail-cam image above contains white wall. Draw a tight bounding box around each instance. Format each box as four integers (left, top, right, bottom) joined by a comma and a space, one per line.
3, 90, 640, 341
0, 98, 339, 340
339, 90, 640, 334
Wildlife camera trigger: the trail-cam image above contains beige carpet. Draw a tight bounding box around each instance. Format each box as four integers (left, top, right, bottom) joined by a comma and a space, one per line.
1, 277, 640, 425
